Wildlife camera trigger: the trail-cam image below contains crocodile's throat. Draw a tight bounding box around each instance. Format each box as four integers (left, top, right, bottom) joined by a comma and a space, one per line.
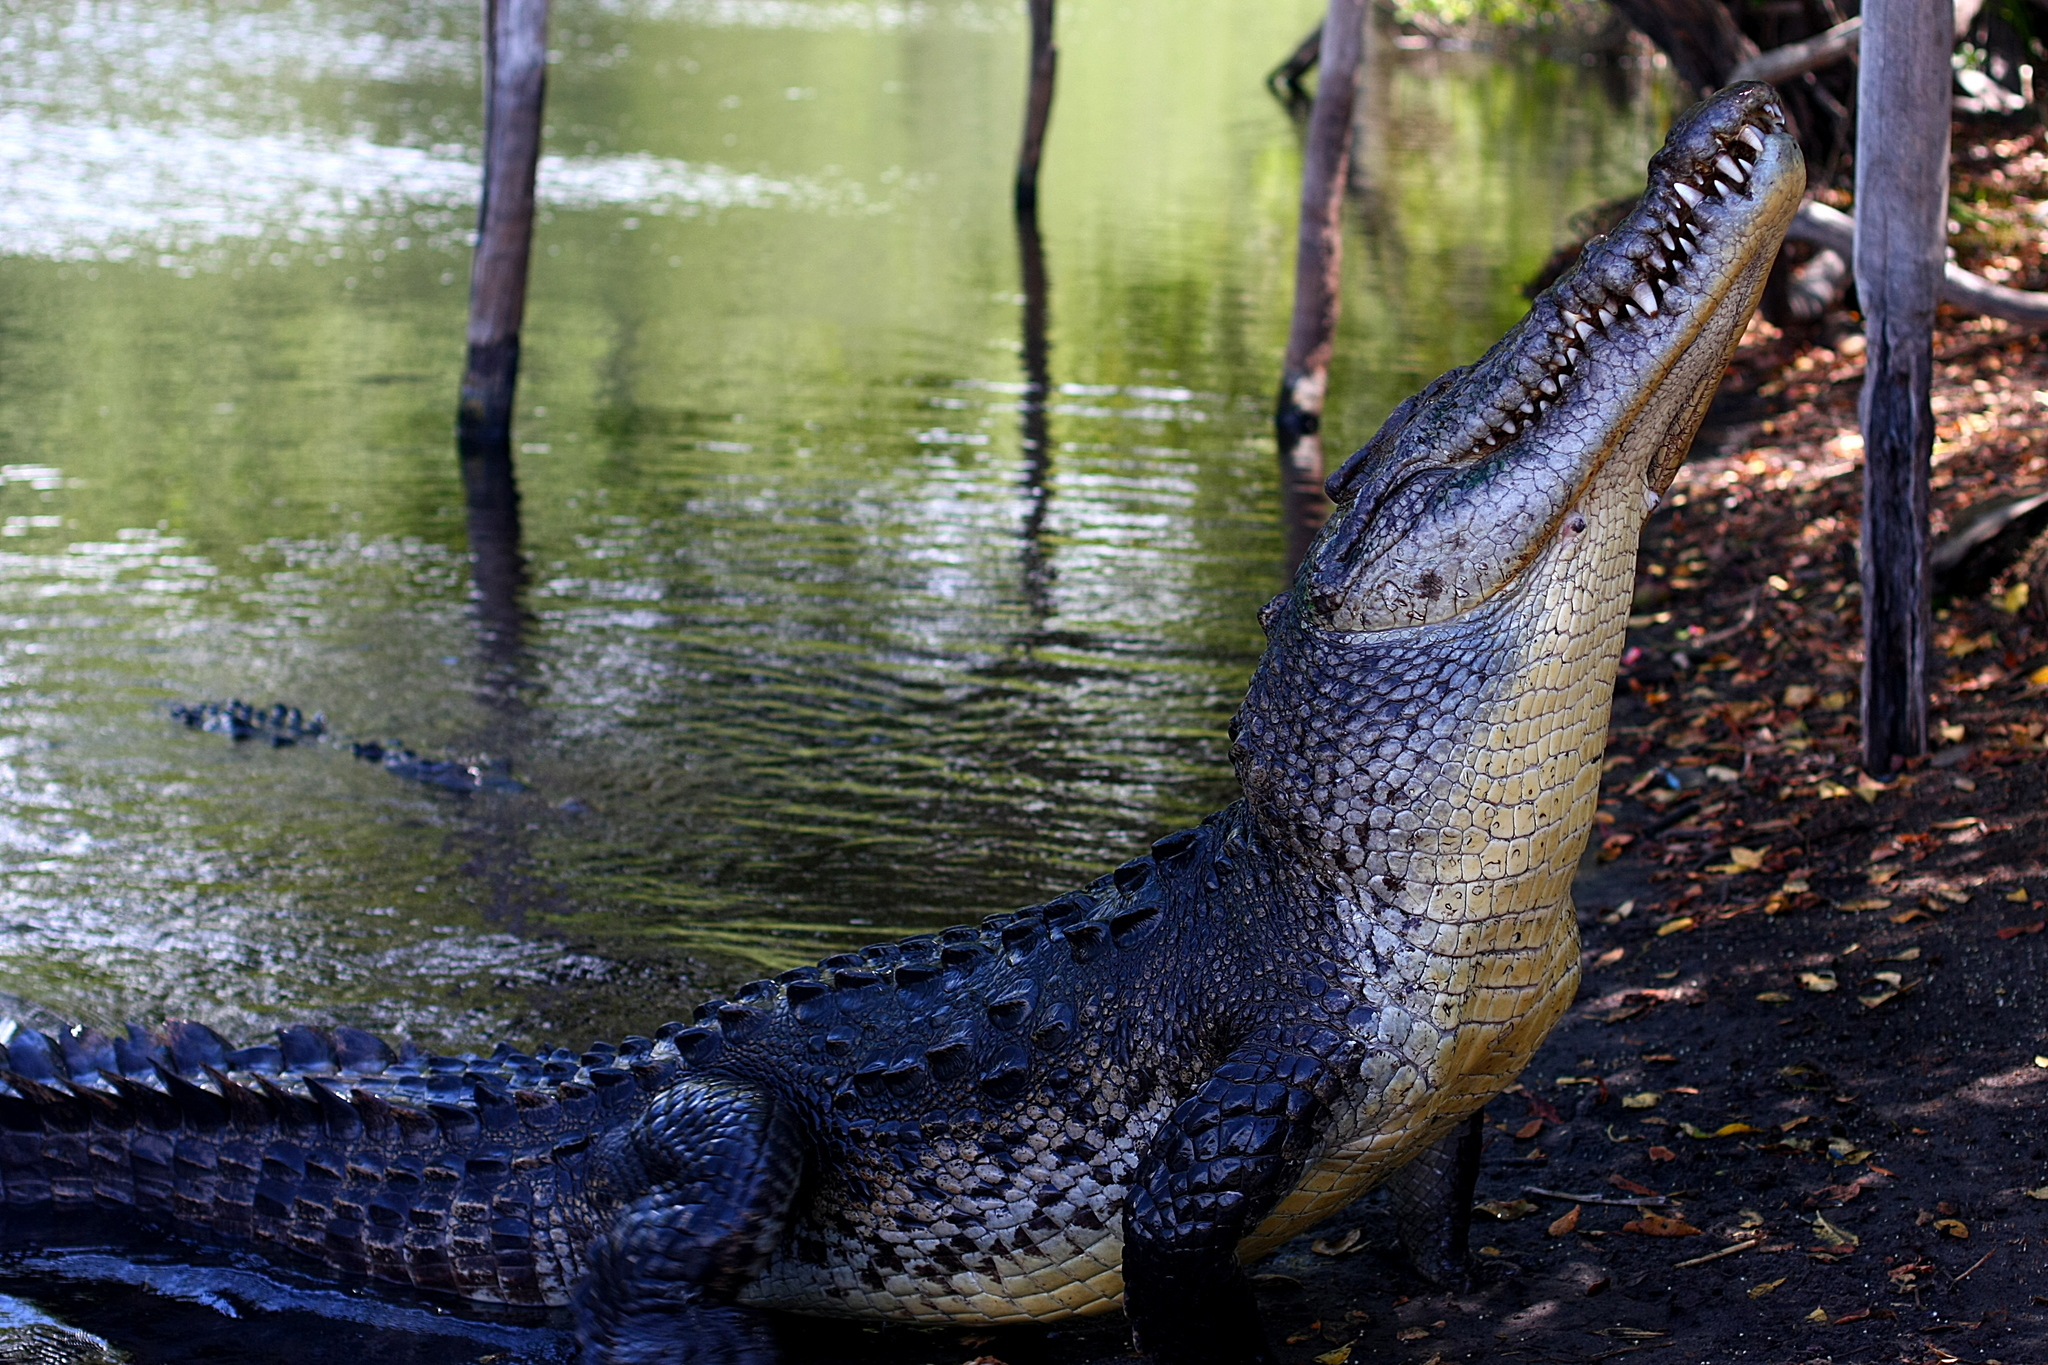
1234, 81, 1802, 1103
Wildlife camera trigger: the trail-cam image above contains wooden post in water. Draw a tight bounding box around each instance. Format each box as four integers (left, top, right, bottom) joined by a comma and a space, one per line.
1015, 199, 1055, 617
459, 0, 551, 448
1014, 0, 1057, 215
1853, 0, 1948, 775
1275, 0, 1366, 574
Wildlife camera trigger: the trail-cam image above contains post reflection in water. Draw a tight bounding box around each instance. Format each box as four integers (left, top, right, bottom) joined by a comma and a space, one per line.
458, 437, 529, 712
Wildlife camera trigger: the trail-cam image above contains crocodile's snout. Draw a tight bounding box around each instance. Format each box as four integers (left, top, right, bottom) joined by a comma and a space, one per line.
1307, 82, 1804, 634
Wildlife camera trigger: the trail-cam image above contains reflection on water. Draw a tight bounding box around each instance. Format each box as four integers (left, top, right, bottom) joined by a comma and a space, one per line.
0, 0, 1670, 1057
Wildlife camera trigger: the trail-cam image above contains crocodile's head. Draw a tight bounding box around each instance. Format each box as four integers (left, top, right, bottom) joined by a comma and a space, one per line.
1235, 85, 1802, 959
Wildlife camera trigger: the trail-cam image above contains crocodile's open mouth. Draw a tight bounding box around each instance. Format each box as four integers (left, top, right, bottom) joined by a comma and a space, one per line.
1304, 83, 1805, 634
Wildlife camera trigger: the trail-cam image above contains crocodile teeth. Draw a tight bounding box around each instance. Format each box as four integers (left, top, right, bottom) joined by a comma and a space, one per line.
1565, 346, 1582, 367
1501, 419, 1518, 435
1658, 230, 1677, 253
1643, 485, 1661, 513
1597, 306, 1617, 330
1647, 248, 1669, 273
1560, 308, 1585, 329
1574, 320, 1595, 342
1737, 125, 1766, 153
1519, 401, 1535, 415
1714, 178, 1735, 198
1538, 376, 1558, 396
1674, 181, 1704, 208
1716, 153, 1746, 184
1631, 283, 1660, 316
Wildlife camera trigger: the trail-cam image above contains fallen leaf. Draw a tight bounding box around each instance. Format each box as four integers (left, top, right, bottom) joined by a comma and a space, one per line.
1475, 1199, 1538, 1221
1889, 908, 1932, 923
2036, 1056, 2048, 1068
1755, 991, 1792, 1002
1681, 1121, 1760, 1138
1933, 1218, 1969, 1239
1857, 989, 1899, 1009
1609, 1174, 1658, 1196
1729, 846, 1768, 869
1547, 1204, 1582, 1237
1395, 1326, 1431, 1343
1812, 1211, 1860, 1247
1646, 1145, 1677, 1162
1832, 1308, 1875, 1325
2025, 1186, 2048, 1200
1748, 1277, 1786, 1299
1798, 971, 1838, 992
1592, 946, 1625, 967
1883, 947, 1922, 962
1996, 920, 2046, 939
2007, 888, 2032, 902
1810, 1180, 1869, 1205
1782, 684, 1815, 708
1656, 916, 1697, 936
1835, 898, 1892, 912
1854, 772, 1887, 803
1621, 1091, 1661, 1109
1315, 1345, 1355, 1365
2030, 663, 2048, 685
1622, 1213, 1702, 1237
1512, 1118, 1544, 1140
1311, 1228, 1363, 1257
1805, 1307, 1830, 1324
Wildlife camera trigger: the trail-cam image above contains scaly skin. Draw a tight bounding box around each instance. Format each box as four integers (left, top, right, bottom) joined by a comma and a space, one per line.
0, 86, 1802, 1364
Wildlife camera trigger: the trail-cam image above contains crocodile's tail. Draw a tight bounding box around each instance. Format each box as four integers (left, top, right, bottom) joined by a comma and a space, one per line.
0, 1017, 673, 1307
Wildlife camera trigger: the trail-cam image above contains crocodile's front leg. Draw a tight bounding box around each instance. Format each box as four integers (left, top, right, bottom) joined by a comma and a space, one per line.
1123, 1023, 1363, 1365
576, 1077, 805, 1365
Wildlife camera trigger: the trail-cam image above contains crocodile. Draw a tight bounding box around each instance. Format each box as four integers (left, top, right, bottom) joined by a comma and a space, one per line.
0, 84, 1800, 1364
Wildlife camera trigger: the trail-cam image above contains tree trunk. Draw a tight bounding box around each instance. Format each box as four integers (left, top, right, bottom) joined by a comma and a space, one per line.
1013, 0, 1057, 215
1602, 0, 1757, 92
1854, 0, 1949, 775
1276, 0, 1367, 574
458, 0, 551, 448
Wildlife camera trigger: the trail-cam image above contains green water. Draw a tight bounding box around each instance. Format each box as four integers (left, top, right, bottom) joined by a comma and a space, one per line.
0, 0, 1673, 1052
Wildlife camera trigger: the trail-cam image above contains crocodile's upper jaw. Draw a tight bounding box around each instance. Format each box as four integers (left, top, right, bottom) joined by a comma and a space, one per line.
1236, 83, 1803, 932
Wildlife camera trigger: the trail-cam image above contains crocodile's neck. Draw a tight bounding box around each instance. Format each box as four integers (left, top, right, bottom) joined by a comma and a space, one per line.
1236, 467, 1640, 971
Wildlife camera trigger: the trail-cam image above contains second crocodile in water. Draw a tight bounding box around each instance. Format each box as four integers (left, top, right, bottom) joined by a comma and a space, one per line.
0, 85, 1802, 1364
